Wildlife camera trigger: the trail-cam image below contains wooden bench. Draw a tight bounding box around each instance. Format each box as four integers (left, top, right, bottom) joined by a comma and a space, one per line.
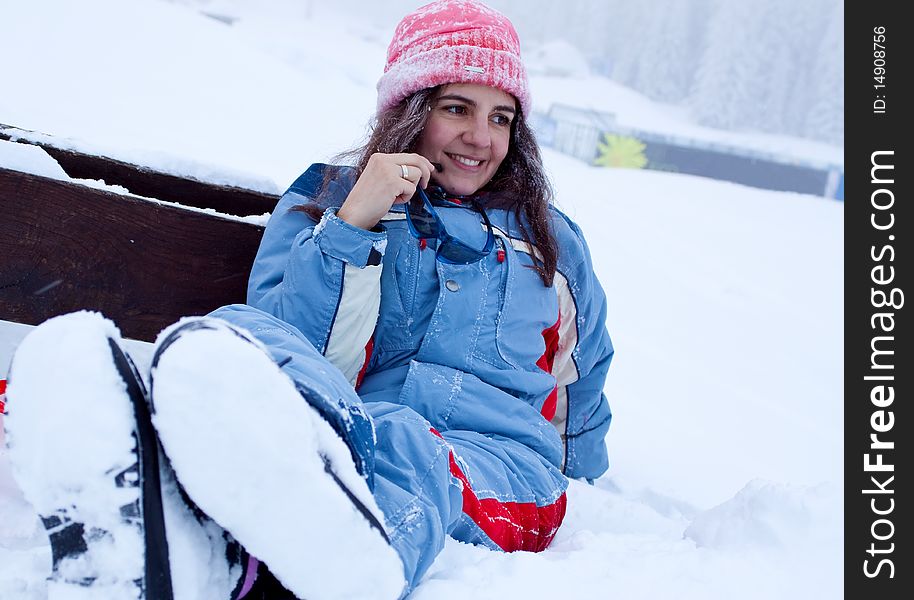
1, 126, 280, 342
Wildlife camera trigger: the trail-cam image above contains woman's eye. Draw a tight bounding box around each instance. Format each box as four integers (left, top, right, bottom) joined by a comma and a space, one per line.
491, 114, 512, 126
444, 105, 467, 115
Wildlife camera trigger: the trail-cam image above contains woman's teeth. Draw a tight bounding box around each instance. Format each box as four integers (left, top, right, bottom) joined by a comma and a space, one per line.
449, 154, 481, 167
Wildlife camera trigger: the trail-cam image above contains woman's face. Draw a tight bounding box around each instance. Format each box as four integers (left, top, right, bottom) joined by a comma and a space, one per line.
415, 83, 516, 196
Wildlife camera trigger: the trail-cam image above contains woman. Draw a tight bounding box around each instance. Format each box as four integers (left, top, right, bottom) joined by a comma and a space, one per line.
4, 1, 613, 598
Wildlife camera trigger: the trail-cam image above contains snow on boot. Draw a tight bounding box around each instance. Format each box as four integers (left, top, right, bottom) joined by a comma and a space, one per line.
160, 457, 254, 600
3, 311, 172, 599
149, 317, 406, 600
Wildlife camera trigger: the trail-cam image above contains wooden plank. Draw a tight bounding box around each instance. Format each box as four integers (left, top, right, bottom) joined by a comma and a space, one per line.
0, 126, 279, 216
0, 167, 266, 341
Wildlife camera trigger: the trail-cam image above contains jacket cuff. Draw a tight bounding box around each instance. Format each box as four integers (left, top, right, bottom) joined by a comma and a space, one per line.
313, 208, 387, 267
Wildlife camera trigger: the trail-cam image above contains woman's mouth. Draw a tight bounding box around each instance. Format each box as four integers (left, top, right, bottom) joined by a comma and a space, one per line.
446, 152, 484, 169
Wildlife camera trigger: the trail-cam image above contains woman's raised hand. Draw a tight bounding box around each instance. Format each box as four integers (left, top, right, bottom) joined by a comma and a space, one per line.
337, 153, 435, 230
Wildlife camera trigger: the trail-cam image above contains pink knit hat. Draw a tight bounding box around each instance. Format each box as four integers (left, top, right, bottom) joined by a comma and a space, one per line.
376, 0, 531, 115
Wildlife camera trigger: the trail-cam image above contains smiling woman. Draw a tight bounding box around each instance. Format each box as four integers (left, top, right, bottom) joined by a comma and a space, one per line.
2, 1, 615, 599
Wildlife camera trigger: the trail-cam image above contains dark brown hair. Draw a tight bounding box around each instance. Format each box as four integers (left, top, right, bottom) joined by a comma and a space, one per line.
299, 86, 558, 287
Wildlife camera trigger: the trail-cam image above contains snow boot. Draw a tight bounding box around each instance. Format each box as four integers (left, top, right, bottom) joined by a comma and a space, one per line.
149, 317, 406, 600
2, 311, 250, 599
159, 456, 255, 600
3, 312, 173, 599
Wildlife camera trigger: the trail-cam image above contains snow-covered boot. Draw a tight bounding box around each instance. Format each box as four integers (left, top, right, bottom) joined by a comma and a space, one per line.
3, 311, 250, 600
149, 317, 406, 600
160, 458, 255, 599
3, 311, 173, 599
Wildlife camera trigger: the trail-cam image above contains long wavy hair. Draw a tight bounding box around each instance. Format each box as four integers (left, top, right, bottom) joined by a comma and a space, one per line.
299, 86, 558, 287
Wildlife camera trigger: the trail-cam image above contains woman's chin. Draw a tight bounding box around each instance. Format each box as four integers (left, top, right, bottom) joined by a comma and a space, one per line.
435, 176, 485, 197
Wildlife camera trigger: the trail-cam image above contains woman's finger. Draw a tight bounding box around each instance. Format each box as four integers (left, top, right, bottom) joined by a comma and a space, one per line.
414, 160, 432, 189
388, 153, 435, 188
392, 174, 420, 204
397, 164, 417, 183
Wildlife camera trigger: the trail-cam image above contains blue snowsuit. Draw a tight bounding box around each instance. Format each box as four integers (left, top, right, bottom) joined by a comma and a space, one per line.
212, 164, 613, 592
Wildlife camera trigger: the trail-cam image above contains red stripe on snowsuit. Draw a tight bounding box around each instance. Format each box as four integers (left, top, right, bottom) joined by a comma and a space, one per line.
354, 336, 374, 390
0, 379, 6, 414
537, 316, 561, 421
430, 428, 566, 552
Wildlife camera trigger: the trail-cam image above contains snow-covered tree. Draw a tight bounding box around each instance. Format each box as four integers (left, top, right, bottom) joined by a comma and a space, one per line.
687, 0, 766, 131
803, 1, 844, 145
630, 0, 712, 104
490, 0, 843, 146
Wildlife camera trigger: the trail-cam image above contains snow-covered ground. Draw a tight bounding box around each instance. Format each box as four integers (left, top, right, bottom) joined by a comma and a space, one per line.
1, 0, 843, 598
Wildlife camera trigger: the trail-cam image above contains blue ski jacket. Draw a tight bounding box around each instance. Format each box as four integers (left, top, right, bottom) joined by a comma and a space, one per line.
247, 163, 613, 481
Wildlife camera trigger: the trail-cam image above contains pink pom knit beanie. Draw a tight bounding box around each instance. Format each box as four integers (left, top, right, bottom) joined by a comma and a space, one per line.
376, 0, 531, 115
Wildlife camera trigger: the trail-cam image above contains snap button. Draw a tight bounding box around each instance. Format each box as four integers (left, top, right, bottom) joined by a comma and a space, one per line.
445, 279, 460, 292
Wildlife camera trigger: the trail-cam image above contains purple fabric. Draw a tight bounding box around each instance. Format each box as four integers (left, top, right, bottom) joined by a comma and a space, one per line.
236, 555, 260, 599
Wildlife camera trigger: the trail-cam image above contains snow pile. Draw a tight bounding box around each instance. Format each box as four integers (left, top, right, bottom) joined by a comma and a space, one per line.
414, 478, 842, 600
0, 141, 70, 181
0, 138, 135, 195
0, 137, 272, 225
0, 0, 373, 190
685, 480, 842, 552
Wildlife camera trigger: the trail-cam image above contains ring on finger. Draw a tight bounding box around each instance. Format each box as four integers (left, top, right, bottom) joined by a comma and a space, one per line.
400, 164, 410, 179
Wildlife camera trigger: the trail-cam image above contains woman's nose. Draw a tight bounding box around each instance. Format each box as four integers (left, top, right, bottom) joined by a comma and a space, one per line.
461, 116, 491, 148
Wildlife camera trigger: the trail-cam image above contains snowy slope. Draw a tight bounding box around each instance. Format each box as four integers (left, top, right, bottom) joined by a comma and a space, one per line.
0, 1, 843, 598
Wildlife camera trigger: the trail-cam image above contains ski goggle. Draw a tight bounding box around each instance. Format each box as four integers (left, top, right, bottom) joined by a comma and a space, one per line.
405, 186, 495, 264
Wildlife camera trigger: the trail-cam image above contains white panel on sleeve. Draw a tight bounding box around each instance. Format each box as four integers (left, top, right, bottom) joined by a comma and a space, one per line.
324, 263, 382, 386
550, 270, 580, 441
